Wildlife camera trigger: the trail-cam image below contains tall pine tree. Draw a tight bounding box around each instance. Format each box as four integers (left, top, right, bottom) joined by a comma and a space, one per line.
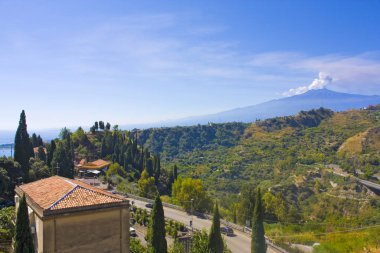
14, 110, 33, 182
251, 188, 266, 253
148, 194, 167, 253
14, 194, 34, 253
208, 202, 224, 253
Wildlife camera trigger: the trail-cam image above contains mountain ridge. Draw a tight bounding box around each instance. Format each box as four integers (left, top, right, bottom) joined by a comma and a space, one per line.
161, 89, 380, 126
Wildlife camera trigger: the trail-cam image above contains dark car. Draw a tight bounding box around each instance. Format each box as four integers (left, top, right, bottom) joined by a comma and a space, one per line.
221, 226, 234, 236
145, 203, 154, 208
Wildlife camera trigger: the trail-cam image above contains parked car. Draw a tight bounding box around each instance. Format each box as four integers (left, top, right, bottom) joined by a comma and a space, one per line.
145, 203, 153, 208
129, 227, 137, 237
221, 226, 234, 236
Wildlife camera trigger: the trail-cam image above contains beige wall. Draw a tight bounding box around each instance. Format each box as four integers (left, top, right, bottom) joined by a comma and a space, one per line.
36, 207, 129, 253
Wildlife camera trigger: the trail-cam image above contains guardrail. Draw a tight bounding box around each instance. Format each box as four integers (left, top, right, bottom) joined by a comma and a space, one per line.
126, 193, 288, 253
127, 193, 187, 212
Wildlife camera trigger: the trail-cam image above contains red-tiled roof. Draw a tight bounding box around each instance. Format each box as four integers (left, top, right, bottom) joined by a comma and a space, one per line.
77, 159, 111, 170
90, 159, 110, 167
17, 176, 125, 213
33, 147, 47, 154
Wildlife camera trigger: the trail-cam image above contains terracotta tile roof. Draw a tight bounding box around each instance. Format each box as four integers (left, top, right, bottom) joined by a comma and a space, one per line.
79, 159, 86, 165
77, 159, 111, 170
17, 176, 125, 213
90, 159, 110, 167
50, 187, 122, 210
33, 147, 47, 154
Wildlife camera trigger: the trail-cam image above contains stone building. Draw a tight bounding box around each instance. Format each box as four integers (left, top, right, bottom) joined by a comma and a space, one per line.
15, 176, 130, 253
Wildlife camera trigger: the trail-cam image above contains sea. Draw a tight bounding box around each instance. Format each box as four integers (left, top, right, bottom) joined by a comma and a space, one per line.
0, 128, 60, 159
0, 145, 12, 158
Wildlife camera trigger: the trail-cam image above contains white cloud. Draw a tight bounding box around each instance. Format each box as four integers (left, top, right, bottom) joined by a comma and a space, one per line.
249, 52, 380, 94
282, 72, 333, 96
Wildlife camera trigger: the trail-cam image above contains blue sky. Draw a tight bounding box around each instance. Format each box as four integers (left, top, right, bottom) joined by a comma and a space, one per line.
1, 0, 380, 130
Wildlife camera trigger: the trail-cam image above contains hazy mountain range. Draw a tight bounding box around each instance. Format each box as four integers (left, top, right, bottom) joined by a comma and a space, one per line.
162, 88, 380, 125
0, 88, 379, 144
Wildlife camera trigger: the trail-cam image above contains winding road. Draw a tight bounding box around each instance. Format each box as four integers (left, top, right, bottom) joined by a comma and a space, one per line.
130, 197, 279, 253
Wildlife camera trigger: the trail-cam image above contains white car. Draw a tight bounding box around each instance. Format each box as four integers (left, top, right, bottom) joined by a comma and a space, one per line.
130, 227, 137, 237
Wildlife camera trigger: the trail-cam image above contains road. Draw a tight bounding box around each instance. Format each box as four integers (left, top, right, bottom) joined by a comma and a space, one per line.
132, 224, 174, 247
357, 178, 380, 191
329, 165, 380, 192
130, 198, 278, 253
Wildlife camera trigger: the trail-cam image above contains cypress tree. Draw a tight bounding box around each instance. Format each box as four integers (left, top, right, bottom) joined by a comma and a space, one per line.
173, 164, 178, 181
167, 171, 174, 195
101, 137, 107, 157
208, 202, 224, 253
31, 133, 38, 148
47, 140, 56, 168
126, 147, 133, 165
14, 194, 34, 253
148, 194, 167, 253
51, 142, 74, 178
146, 158, 154, 177
99, 121, 105, 130
251, 188, 266, 253
37, 135, 43, 146
14, 110, 33, 182
37, 146, 46, 162
139, 148, 144, 172
154, 155, 161, 183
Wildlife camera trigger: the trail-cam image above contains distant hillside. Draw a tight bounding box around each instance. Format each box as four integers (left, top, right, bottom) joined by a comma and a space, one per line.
134, 106, 380, 250
136, 106, 380, 185
133, 122, 248, 158
164, 89, 380, 125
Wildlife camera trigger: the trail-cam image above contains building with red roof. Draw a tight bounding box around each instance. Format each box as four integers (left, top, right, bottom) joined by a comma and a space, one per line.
15, 176, 130, 253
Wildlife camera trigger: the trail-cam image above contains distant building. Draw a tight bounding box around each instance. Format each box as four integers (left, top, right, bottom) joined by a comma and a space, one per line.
76, 159, 111, 177
15, 176, 130, 253
33, 147, 47, 158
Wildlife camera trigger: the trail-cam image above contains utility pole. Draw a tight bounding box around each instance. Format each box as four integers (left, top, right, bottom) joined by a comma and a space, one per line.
56, 162, 60, 176
191, 198, 194, 232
